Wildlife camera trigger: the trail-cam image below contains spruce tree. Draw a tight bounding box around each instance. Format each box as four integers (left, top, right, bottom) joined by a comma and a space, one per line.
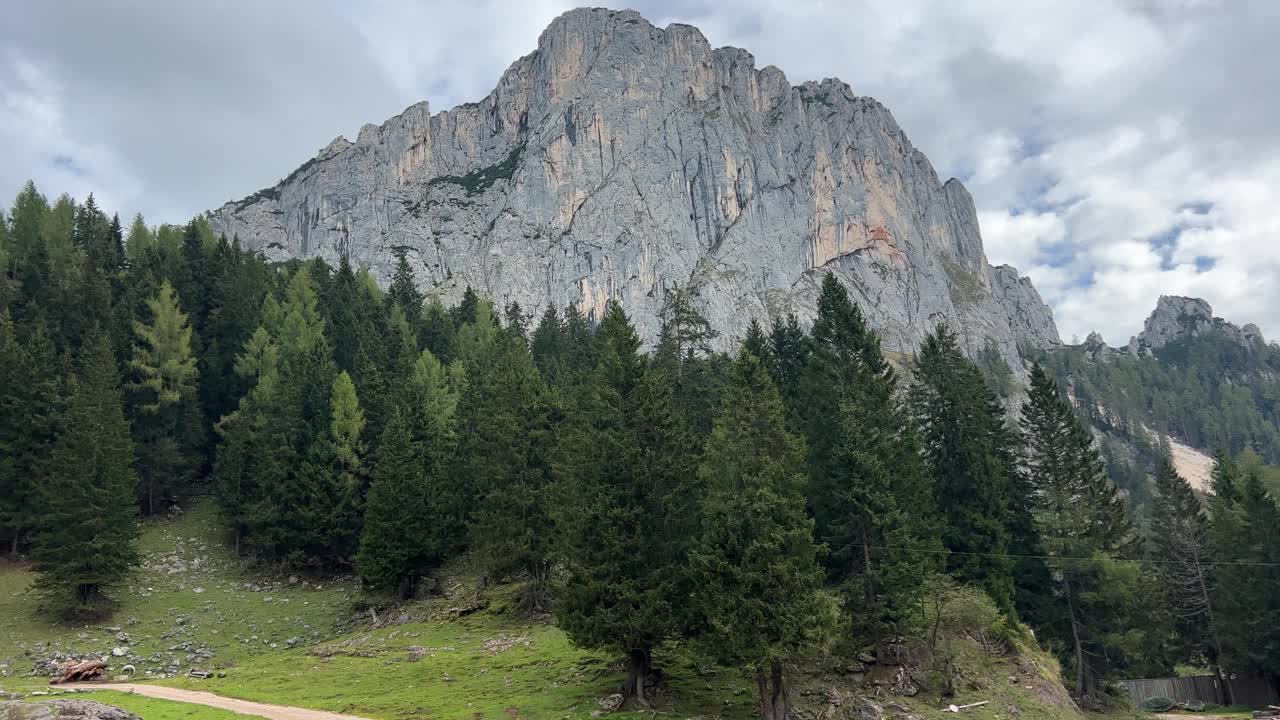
31, 332, 139, 617
530, 303, 565, 382
798, 274, 937, 633
386, 252, 423, 327
129, 280, 201, 514
555, 302, 702, 705
1149, 457, 1223, 678
0, 312, 61, 556
357, 408, 432, 597
1018, 363, 1135, 696
689, 351, 829, 720
1212, 469, 1280, 675
459, 298, 558, 610
912, 324, 1016, 612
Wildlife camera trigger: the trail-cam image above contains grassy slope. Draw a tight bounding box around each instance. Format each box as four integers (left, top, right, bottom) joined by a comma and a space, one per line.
2, 505, 1121, 720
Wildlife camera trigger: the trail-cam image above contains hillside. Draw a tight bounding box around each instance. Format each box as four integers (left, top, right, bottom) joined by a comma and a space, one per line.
1, 505, 1097, 720
207, 7, 1058, 370
1043, 296, 1280, 508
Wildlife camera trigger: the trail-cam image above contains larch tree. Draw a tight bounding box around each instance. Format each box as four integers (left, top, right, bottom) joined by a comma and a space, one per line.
129, 280, 201, 514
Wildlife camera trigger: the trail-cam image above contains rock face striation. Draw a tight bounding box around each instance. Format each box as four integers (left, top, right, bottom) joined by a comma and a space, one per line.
208, 7, 1059, 365
1126, 295, 1265, 356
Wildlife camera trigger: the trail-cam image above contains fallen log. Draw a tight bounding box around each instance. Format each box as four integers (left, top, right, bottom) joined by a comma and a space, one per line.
50, 659, 107, 685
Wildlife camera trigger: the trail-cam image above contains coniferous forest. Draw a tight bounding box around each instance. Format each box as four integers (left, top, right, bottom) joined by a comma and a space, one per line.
3, 182, 1280, 715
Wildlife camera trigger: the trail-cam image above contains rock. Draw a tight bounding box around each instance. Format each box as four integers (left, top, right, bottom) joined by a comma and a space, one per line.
857, 652, 876, 664
113, 633, 129, 644
110, 647, 128, 657
846, 662, 869, 674
0, 700, 141, 720
597, 694, 624, 713
208, 8, 1059, 372
1127, 295, 1263, 355
285, 637, 305, 648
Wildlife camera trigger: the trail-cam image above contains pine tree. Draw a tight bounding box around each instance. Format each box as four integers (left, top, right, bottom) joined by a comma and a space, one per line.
1018, 363, 1135, 696
657, 284, 717, 360
912, 324, 1016, 612
31, 332, 139, 617
689, 351, 830, 720
129, 280, 202, 514
555, 303, 702, 706
1149, 457, 1224, 680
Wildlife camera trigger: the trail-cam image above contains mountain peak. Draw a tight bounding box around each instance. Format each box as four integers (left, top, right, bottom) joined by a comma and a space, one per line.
1128, 295, 1264, 355
208, 8, 1059, 369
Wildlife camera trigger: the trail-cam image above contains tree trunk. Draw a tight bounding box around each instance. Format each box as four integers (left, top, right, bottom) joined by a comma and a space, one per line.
861, 529, 875, 605
397, 575, 414, 601
1063, 575, 1087, 698
756, 660, 790, 720
1196, 563, 1231, 705
10, 528, 20, 558
622, 648, 652, 706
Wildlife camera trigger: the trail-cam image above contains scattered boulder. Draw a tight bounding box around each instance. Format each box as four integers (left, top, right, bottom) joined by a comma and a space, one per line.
596, 694, 624, 713
1, 700, 141, 720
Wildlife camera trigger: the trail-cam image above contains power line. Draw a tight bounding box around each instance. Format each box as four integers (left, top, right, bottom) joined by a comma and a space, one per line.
861, 544, 1280, 568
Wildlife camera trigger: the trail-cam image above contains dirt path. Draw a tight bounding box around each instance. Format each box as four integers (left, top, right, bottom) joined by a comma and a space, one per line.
66, 684, 374, 720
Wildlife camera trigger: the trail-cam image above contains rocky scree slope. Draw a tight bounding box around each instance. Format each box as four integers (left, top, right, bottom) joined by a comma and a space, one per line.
208, 7, 1059, 367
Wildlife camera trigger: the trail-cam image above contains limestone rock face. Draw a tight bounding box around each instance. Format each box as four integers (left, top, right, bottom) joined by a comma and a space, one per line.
208, 7, 1060, 366
1129, 295, 1265, 355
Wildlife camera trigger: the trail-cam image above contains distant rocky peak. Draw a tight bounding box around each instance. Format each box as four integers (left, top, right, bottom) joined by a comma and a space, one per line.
1127, 295, 1265, 355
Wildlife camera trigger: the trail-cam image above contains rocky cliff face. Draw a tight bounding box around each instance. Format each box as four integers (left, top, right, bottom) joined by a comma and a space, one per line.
207, 7, 1059, 366
1127, 295, 1265, 355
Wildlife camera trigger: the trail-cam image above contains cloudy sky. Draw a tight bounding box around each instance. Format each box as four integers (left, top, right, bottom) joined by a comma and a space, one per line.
3, 0, 1277, 344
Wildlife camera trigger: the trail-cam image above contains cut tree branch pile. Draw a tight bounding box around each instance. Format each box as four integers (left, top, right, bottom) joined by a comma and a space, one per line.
50, 659, 108, 685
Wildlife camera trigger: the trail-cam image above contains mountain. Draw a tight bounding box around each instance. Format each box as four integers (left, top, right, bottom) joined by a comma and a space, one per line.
1048, 296, 1279, 507
207, 7, 1059, 367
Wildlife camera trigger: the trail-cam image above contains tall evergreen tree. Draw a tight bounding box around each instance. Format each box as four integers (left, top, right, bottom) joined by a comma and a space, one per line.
357, 408, 432, 597
386, 252, 424, 327
555, 302, 702, 705
0, 313, 62, 556
799, 274, 937, 634
129, 280, 202, 514
1212, 469, 1280, 676
689, 351, 830, 720
1149, 457, 1224, 679
31, 332, 139, 617
459, 298, 559, 610
1018, 363, 1136, 696
912, 324, 1016, 612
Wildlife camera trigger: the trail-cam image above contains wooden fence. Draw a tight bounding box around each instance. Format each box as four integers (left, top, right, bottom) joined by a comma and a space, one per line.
1119, 674, 1280, 708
